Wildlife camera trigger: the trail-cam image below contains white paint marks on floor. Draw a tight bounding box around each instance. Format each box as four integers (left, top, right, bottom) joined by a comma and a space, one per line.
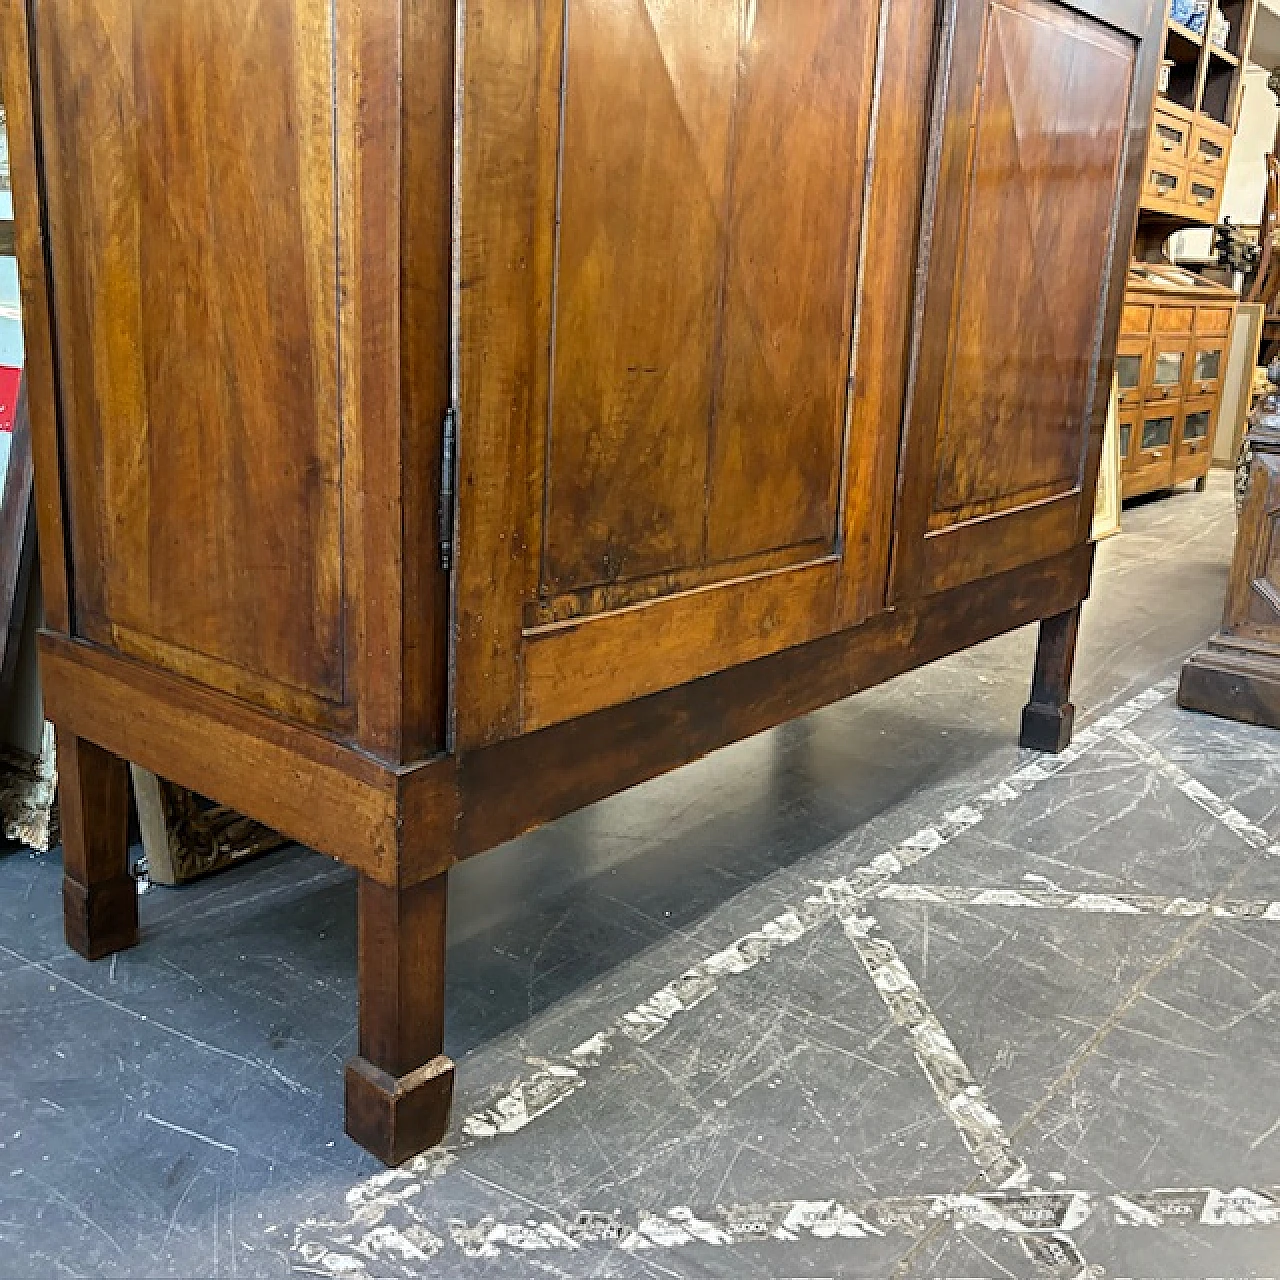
877, 883, 1280, 920
293, 678, 1179, 1274
1112, 726, 1280, 857
843, 913, 1026, 1188
445, 1183, 1277, 1262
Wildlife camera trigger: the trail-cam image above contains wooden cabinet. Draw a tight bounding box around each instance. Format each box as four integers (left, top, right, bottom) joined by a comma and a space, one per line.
1120, 264, 1238, 498
1181, 364, 1280, 725
0, 0, 1163, 1164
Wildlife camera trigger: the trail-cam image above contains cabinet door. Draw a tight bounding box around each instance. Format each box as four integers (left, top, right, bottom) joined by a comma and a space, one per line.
1189, 340, 1225, 398
1115, 338, 1148, 409
1149, 340, 1191, 402
453, 0, 933, 746
1175, 398, 1215, 484
892, 0, 1141, 598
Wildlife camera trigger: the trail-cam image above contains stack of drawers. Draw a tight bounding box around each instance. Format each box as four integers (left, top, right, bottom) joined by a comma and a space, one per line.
1142, 101, 1231, 223
1117, 264, 1237, 499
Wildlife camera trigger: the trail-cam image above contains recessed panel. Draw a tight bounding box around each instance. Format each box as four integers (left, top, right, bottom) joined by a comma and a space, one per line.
542, 0, 875, 600
38, 0, 343, 713
929, 0, 1132, 526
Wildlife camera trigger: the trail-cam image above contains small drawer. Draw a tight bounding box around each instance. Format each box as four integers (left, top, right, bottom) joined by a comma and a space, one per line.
1188, 341, 1224, 397
1143, 161, 1186, 209
1152, 109, 1191, 161
1189, 121, 1230, 177
1185, 174, 1221, 218
1121, 302, 1154, 335
1114, 338, 1147, 409
1155, 305, 1195, 335
1196, 305, 1233, 336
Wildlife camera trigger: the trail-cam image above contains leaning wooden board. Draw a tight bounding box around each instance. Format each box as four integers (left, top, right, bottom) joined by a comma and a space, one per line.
0, 0, 1163, 1164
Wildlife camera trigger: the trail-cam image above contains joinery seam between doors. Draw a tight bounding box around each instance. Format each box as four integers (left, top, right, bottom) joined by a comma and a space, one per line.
535, 0, 572, 620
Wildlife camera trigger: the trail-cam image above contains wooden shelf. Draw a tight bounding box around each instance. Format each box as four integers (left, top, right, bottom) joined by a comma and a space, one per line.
1208, 43, 1240, 66
1168, 18, 1204, 48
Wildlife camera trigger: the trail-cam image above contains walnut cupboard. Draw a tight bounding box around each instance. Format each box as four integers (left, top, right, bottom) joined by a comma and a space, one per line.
0, 0, 1163, 1163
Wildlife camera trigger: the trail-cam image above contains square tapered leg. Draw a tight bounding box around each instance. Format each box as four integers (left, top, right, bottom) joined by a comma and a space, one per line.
1020, 606, 1081, 754
344, 873, 455, 1165
59, 731, 138, 961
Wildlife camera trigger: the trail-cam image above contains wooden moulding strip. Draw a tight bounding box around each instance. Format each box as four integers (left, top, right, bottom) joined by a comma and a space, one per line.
42, 543, 1092, 888
39, 632, 458, 888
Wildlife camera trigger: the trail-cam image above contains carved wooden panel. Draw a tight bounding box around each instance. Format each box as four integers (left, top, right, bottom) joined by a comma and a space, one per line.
34, 0, 344, 725
1229, 447, 1280, 635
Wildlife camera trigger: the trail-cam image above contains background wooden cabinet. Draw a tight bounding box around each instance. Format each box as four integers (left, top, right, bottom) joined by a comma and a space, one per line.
1119, 264, 1237, 497
0, 0, 1164, 1165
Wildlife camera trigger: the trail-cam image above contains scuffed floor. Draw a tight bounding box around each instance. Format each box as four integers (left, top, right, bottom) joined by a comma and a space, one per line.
3, 473, 1278, 1278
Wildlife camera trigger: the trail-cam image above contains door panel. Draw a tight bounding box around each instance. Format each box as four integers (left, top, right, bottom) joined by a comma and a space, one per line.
36, 0, 344, 723
455, 0, 883, 745
542, 0, 872, 596
892, 0, 1136, 599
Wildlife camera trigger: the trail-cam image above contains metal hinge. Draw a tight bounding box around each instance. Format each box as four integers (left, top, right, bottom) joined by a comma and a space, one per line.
439, 405, 457, 572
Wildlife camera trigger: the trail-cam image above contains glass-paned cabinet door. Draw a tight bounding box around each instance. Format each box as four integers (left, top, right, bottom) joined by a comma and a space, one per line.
1115, 338, 1146, 408
1190, 343, 1222, 396
1141, 413, 1174, 451
1182, 407, 1212, 441
1150, 345, 1186, 399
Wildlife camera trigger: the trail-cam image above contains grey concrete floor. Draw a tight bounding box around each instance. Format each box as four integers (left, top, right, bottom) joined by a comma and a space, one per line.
2, 471, 1278, 1278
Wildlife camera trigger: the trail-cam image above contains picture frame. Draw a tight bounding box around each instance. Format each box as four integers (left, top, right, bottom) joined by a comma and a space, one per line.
131, 766, 287, 886
1091, 375, 1122, 541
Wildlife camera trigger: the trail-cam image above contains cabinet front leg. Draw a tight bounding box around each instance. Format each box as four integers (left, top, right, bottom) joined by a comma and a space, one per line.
345, 872, 455, 1166
1019, 606, 1082, 753
59, 731, 138, 961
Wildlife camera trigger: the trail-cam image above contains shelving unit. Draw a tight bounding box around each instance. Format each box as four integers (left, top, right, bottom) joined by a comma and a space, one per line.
1121, 0, 1260, 502
1140, 0, 1259, 223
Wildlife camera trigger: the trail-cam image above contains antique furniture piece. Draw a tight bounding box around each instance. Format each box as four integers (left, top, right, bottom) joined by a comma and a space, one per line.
0, 0, 1162, 1165
1138, 0, 1258, 231
1118, 262, 1238, 498
1181, 358, 1280, 725
1123, 0, 1254, 505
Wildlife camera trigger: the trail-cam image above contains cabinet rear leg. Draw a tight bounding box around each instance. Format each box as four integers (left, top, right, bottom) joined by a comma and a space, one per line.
345, 872, 455, 1165
59, 731, 138, 961
1020, 606, 1081, 754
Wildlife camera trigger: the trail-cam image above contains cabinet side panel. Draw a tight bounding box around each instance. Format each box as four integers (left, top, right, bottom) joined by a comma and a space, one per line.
35, 0, 345, 723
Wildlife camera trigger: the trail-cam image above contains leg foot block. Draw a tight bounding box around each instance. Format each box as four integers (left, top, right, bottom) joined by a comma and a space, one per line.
62, 874, 139, 961
345, 1053, 455, 1166
1020, 700, 1075, 753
